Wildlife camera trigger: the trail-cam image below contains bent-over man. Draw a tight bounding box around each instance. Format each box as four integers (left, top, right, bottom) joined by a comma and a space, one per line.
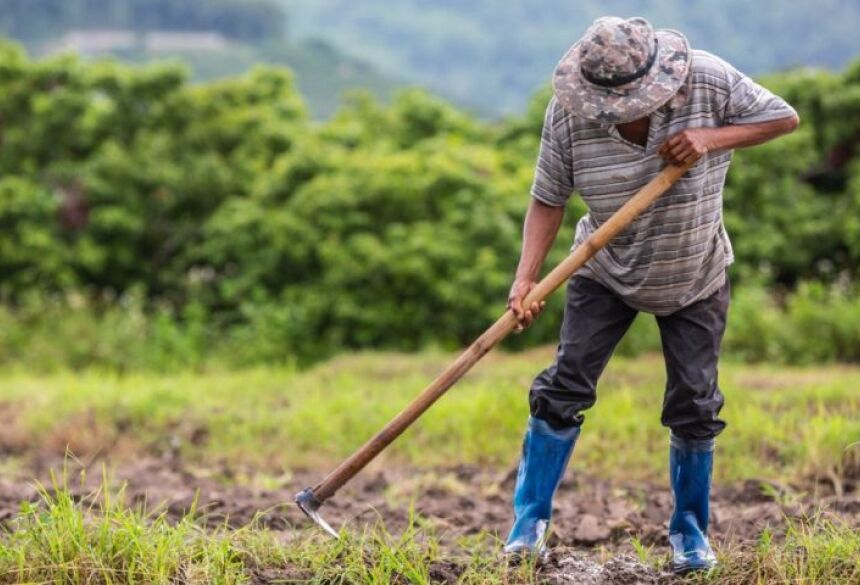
505, 16, 799, 573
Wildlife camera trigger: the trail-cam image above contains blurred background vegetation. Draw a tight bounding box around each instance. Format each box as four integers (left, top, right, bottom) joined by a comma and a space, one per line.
0, 0, 858, 371
283, 0, 860, 115
3, 0, 860, 117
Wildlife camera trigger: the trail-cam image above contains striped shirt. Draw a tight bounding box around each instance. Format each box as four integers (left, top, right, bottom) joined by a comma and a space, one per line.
532, 50, 796, 315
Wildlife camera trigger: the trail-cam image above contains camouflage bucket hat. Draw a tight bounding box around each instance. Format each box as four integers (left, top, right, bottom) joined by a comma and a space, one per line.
553, 16, 691, 123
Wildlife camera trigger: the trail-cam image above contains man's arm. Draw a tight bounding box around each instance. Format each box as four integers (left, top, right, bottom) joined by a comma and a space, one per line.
508, 198, 565, 332
512, 96, 573, 331
659, 114, 800, 165
660, 57, 800, 165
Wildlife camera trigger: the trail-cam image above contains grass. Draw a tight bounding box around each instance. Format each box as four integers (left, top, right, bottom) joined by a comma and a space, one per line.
0, 470, 523, 584
0, 349, 858, 484
0, 476, 858, 584
716, 515, 860, 584
0, 350, 858, 583
0, 470, 247, 584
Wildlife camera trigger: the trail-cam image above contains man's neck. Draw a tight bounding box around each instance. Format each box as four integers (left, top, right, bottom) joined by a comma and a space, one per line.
615, 116, 650, 147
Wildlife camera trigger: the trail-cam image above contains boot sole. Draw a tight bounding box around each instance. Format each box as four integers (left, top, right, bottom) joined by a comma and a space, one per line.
502, 546, 549, 566
673, 561, 717, 575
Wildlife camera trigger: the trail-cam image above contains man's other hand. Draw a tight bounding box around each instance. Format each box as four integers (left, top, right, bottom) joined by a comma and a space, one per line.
659, 128, 713, 165
508, 279, 546, 333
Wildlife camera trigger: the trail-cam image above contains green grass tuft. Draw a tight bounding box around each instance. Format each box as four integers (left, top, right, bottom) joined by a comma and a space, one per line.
0, 469, 247, 584
0, 469, 857, 584
706, 514, 860, 584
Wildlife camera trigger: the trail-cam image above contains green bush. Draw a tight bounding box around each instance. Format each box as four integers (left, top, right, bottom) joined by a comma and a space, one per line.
0, 281, 857, 371
724, 281, 860, 364
0, 41, 859, 367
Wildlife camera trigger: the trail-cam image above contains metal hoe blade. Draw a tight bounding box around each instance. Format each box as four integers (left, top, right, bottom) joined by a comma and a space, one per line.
294, 488, 339, 539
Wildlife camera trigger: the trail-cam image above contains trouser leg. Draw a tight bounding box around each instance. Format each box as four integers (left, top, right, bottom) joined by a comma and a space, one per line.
657, 275, 730, 572
529, 276, 638, 429
656, 275, 730, 440
506, 276, 636, 554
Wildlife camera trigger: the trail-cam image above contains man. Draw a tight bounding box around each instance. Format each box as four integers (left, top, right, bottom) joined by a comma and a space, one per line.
504, 16, 799, 573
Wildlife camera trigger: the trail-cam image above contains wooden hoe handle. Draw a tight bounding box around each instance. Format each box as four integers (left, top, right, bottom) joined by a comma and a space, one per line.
309, 160, 695, 503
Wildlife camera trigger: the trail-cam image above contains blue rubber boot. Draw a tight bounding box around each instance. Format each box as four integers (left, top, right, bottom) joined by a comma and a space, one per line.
669, 434, 717, 573
504, 416, 580, 555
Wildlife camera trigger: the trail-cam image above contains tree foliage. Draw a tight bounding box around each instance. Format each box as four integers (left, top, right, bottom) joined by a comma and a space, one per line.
0, 42, 858, 362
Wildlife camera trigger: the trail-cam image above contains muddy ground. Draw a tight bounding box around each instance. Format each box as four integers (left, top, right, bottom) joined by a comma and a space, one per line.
0, 455, 857, 584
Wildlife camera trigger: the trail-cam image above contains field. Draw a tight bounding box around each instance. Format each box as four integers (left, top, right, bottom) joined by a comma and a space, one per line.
0, 4, 858, 583
0, 348, 857, 583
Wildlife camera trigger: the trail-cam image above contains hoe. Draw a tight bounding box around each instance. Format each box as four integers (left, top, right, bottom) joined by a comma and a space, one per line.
296, 159, 697, 537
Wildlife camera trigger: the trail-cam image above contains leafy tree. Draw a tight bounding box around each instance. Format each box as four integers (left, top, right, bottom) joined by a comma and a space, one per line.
0, 39, 858, 363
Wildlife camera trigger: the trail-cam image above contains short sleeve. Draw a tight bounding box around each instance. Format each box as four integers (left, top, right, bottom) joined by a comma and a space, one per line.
530, 97, 575, 207
721, 60, 797, 125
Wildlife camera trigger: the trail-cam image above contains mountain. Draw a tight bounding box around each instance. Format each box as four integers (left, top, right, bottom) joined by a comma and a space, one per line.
0, 0, 398, 118
282, 0, 860, 116
121, 39, 400, 118
5, 0, 858, 118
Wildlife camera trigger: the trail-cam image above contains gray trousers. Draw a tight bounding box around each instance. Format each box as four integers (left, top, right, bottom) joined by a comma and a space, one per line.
529, 274, 729, 440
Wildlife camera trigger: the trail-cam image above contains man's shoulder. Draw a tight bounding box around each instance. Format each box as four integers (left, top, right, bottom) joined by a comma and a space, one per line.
546, 94, 598, 133
547, 95, 573, 120
689, 49, 736, 87
545, 95, 582, 132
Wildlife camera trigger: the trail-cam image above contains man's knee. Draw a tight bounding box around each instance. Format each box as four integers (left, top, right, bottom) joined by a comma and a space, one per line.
528, 365, 596, 429
662, 375, 726, 440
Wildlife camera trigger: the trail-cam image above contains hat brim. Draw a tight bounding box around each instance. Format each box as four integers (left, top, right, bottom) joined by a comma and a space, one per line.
553, 29, 691, 124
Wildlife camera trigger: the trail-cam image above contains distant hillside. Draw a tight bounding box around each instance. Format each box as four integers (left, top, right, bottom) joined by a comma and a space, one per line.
8, 0, 858, 118
282, 0, 860, 116
0, 0, 285, 42
120, 39, 400, 118
0, 0, 397, 118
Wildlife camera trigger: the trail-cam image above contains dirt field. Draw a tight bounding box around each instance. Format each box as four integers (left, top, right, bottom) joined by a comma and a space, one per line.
0, 354, 857, 582
1, 452, 856, 583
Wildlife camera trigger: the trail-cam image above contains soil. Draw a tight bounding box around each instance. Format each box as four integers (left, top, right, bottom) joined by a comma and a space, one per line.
0, 455, 857, 584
